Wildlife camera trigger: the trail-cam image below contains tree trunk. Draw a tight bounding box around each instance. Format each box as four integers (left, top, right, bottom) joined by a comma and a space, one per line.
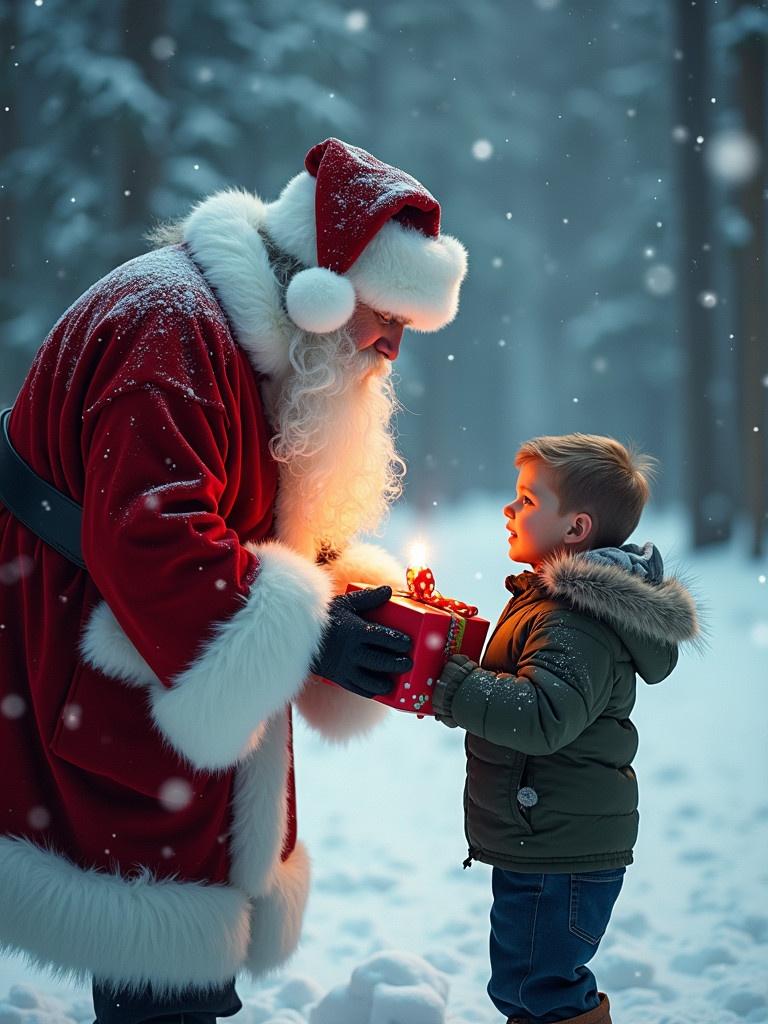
674, 2, 730, 546
732, 6, 767, 558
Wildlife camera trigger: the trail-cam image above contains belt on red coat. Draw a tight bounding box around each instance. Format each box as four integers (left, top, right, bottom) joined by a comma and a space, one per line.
0, 406, 86, 569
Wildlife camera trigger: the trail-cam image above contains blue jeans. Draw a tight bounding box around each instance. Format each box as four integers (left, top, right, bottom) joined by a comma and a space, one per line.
92, 978, 242, 1024
488, 867, 625, 1022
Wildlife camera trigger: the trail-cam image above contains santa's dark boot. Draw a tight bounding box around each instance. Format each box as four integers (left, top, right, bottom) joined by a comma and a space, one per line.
506, 992, 611, 1024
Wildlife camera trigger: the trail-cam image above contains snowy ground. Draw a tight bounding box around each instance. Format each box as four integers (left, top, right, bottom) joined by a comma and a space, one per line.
1, 498, 767, 1024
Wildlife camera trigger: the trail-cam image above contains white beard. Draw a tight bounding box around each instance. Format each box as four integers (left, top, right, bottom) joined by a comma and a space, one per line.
265, 325, 406, 559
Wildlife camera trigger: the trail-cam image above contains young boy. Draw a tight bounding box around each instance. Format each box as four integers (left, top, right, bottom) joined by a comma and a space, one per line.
432, 434, 699, 1024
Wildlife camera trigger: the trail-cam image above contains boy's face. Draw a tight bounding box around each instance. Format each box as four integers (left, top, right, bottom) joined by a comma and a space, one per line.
503, 459, 592, 569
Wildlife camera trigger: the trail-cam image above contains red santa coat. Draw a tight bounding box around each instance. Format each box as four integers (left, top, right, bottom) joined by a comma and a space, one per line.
0, 191, 402, 995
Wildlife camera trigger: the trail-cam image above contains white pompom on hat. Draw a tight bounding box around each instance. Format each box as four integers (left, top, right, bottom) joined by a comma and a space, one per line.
263, 138, 467, 334
285, 267, 356, 334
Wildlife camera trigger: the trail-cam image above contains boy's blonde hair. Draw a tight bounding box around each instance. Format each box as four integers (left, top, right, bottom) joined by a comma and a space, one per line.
514, 433, 657, 548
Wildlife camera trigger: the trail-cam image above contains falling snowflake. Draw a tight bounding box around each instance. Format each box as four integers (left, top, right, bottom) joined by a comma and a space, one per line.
345, 9, 369, 31
471, 140, 493, 161
0, 554, 35, 585
150, 36, 176, 60
1, 694, 26, 719
706, 129, 761, 186
61, 703, 82, 730
644, 264, 676, 297
27, 807, 50, 830
158, 778, 194, 812
425, 631, 445, 651
698, 291, 718, 309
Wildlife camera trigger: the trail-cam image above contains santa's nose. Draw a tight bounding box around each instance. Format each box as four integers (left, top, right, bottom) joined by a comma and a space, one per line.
374, 325, 404, 360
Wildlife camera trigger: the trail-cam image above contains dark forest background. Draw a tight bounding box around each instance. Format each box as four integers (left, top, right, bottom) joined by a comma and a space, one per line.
1, 0, 766, 554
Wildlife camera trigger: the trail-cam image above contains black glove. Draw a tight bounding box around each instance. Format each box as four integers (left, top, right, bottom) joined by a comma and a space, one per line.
312, 586, 413, 698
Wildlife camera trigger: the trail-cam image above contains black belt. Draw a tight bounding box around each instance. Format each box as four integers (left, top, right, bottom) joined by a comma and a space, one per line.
0, 407, 86, 569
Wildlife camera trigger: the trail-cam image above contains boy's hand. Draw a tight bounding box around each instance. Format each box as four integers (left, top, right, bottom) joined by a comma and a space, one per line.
433, 654, 477, 728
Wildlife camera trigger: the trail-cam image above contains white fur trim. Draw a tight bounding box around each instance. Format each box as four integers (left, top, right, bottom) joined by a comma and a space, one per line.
326, 541, 405, 595
263, 171, 468, 332
286, 267, 355, 333
295, 676, 387, 741
261, 172, 318, 268
80, 601, 160, 688
182, 189, 293, 378
244, 841, 310, 977
229, 711, 291, 897
147, 541, 331, 771
0, 836, 251, 997
349, 220, 467, 332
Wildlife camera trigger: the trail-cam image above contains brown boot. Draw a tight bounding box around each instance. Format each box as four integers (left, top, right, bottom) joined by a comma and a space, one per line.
506, 993, 611, 1024
557, 993, 612, 1024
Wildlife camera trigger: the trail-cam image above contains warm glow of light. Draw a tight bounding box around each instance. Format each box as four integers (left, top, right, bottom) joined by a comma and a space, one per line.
408, 540, 429, 568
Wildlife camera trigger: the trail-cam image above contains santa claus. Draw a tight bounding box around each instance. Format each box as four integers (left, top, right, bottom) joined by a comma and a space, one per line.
0, 139, 467, 1022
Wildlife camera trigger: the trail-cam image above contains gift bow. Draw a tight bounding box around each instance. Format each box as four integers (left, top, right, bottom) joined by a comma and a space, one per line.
405, 566, 479, 618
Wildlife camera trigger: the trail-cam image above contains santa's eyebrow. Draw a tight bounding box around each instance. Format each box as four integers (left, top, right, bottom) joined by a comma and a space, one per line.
378, 310, 411, 326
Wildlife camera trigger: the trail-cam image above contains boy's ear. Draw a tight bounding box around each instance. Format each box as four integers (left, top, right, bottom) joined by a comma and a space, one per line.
564, 512, 593, 547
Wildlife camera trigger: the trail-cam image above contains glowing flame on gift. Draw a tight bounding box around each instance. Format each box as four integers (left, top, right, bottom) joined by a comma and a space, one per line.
408, 541, 429, 569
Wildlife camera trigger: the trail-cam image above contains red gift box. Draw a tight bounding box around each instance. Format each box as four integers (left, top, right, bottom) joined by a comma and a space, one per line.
335, 581, 490, 716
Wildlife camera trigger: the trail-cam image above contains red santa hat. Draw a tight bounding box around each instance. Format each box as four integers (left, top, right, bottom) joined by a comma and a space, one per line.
262, 138, 468, 334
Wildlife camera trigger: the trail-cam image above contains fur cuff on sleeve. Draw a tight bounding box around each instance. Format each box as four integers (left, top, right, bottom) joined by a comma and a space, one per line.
150, 541, 331, 770
326, 541, 404, 595
295, 675, 388, 742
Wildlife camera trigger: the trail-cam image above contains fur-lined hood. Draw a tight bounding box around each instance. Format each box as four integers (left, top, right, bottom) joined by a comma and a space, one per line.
522, 550, 701, 683
537, 550, 700, 645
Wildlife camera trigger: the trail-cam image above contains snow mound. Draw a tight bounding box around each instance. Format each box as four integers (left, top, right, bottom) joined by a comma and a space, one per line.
309, 950, 450, 1024
274, 977, 323, 1011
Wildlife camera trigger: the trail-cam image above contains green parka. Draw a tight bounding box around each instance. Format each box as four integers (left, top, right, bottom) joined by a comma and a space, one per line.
434, 550, 699, 873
